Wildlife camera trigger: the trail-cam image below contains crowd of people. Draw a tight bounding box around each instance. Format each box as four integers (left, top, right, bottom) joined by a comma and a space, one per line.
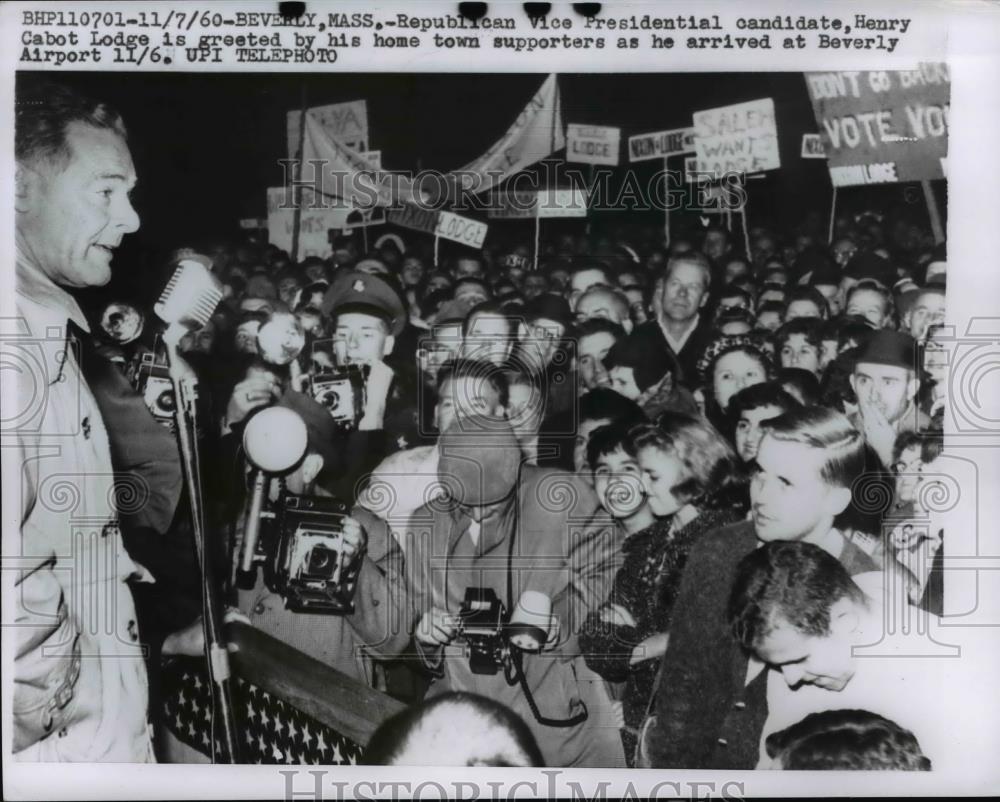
13, 79, 951, 771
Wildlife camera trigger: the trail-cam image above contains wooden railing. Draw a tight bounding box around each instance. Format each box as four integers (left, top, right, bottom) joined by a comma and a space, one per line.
225, 621, 406, 747
160, 621, 406, 763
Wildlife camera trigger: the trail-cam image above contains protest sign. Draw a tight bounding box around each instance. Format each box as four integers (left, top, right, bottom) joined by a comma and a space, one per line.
435, 211, 489, 249
388, 203, 439, 235
359, 149, 382, 170
801, 133, 827, 159
804, 63, 949, 186
488, 190, 540, 220
692, 97, 780, 178
287, 99, 368, 158
537, 187, 589, 218
267, 187, 336, 258
567, 124, 621, 166
628, 127, 696, 162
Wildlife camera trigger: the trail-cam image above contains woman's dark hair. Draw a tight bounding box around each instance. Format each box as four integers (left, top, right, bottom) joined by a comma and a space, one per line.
586, 420, 637, 471
774, 317, 824, 354
783, 285, 830, 319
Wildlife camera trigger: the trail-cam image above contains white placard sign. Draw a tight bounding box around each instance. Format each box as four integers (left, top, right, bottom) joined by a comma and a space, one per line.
692, 97, 780, 178
801, 133, 827, 159
537, 187, 589, 218
628, 127, 696, 162
287, 99, 369, 158
566, 124, 621, 166
435, 211, 489, 249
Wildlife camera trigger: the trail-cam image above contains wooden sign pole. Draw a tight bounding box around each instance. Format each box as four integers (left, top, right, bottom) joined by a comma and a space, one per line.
921, 180, 945, 244
533, 214, 541, 272
828, 185, 838, 244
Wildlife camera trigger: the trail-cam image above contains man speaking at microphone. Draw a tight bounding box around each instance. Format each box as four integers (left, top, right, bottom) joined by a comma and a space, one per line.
7, 80, 153, 760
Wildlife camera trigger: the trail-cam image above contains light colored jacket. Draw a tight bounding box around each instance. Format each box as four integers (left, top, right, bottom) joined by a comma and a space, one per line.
6, 259, 152, 761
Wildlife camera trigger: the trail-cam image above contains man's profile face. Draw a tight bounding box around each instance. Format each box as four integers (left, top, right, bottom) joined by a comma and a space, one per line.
851, 362, 915, 424
660, 261, 709, 323
576, 331, 616, 394
754, 619, 855, 692
750, 435, 842, 543
18, 122, 140, 288
334, 311, 393, 364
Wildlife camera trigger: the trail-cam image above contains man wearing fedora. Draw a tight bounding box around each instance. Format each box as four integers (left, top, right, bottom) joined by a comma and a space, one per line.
849, 330, 932, 468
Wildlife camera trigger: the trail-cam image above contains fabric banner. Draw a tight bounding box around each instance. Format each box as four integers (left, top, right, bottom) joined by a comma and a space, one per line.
447, 73, 565, 198
300, 112, 423, 208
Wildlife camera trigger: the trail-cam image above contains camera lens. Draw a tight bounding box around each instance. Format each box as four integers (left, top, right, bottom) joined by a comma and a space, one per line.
320, 390, 340, 408
157, 390, 176, 413
307, 545, 334, 573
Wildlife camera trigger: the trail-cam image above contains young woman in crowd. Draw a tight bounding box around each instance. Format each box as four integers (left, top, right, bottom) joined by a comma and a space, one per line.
578, 413, 748, 765
695, 335, 773, 434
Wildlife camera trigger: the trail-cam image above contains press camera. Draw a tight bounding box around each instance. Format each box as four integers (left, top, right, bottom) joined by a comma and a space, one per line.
264, 494, 363, 614
132, 350, 176, 429
456, 588, 509, 676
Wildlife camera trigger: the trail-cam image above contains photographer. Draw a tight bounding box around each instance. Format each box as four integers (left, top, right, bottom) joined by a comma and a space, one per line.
311, 269, 420, 498
398, 415, 626, 768
163, 390, 408, 686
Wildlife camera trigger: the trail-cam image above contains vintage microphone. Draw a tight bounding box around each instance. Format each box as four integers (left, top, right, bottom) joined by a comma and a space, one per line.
153, 255, 240, 762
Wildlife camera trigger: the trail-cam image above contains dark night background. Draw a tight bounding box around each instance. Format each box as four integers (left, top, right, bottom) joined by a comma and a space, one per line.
19, 70, 942, 307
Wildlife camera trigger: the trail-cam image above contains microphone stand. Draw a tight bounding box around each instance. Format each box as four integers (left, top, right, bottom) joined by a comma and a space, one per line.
162, 327, 240, 763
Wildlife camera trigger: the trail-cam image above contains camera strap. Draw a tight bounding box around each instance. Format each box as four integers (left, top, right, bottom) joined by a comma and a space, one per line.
506, 649, 589, 729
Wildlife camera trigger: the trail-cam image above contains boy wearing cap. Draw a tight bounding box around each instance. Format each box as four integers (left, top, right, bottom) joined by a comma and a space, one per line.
317, 269, 423, 493
849, 330, 931, 467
